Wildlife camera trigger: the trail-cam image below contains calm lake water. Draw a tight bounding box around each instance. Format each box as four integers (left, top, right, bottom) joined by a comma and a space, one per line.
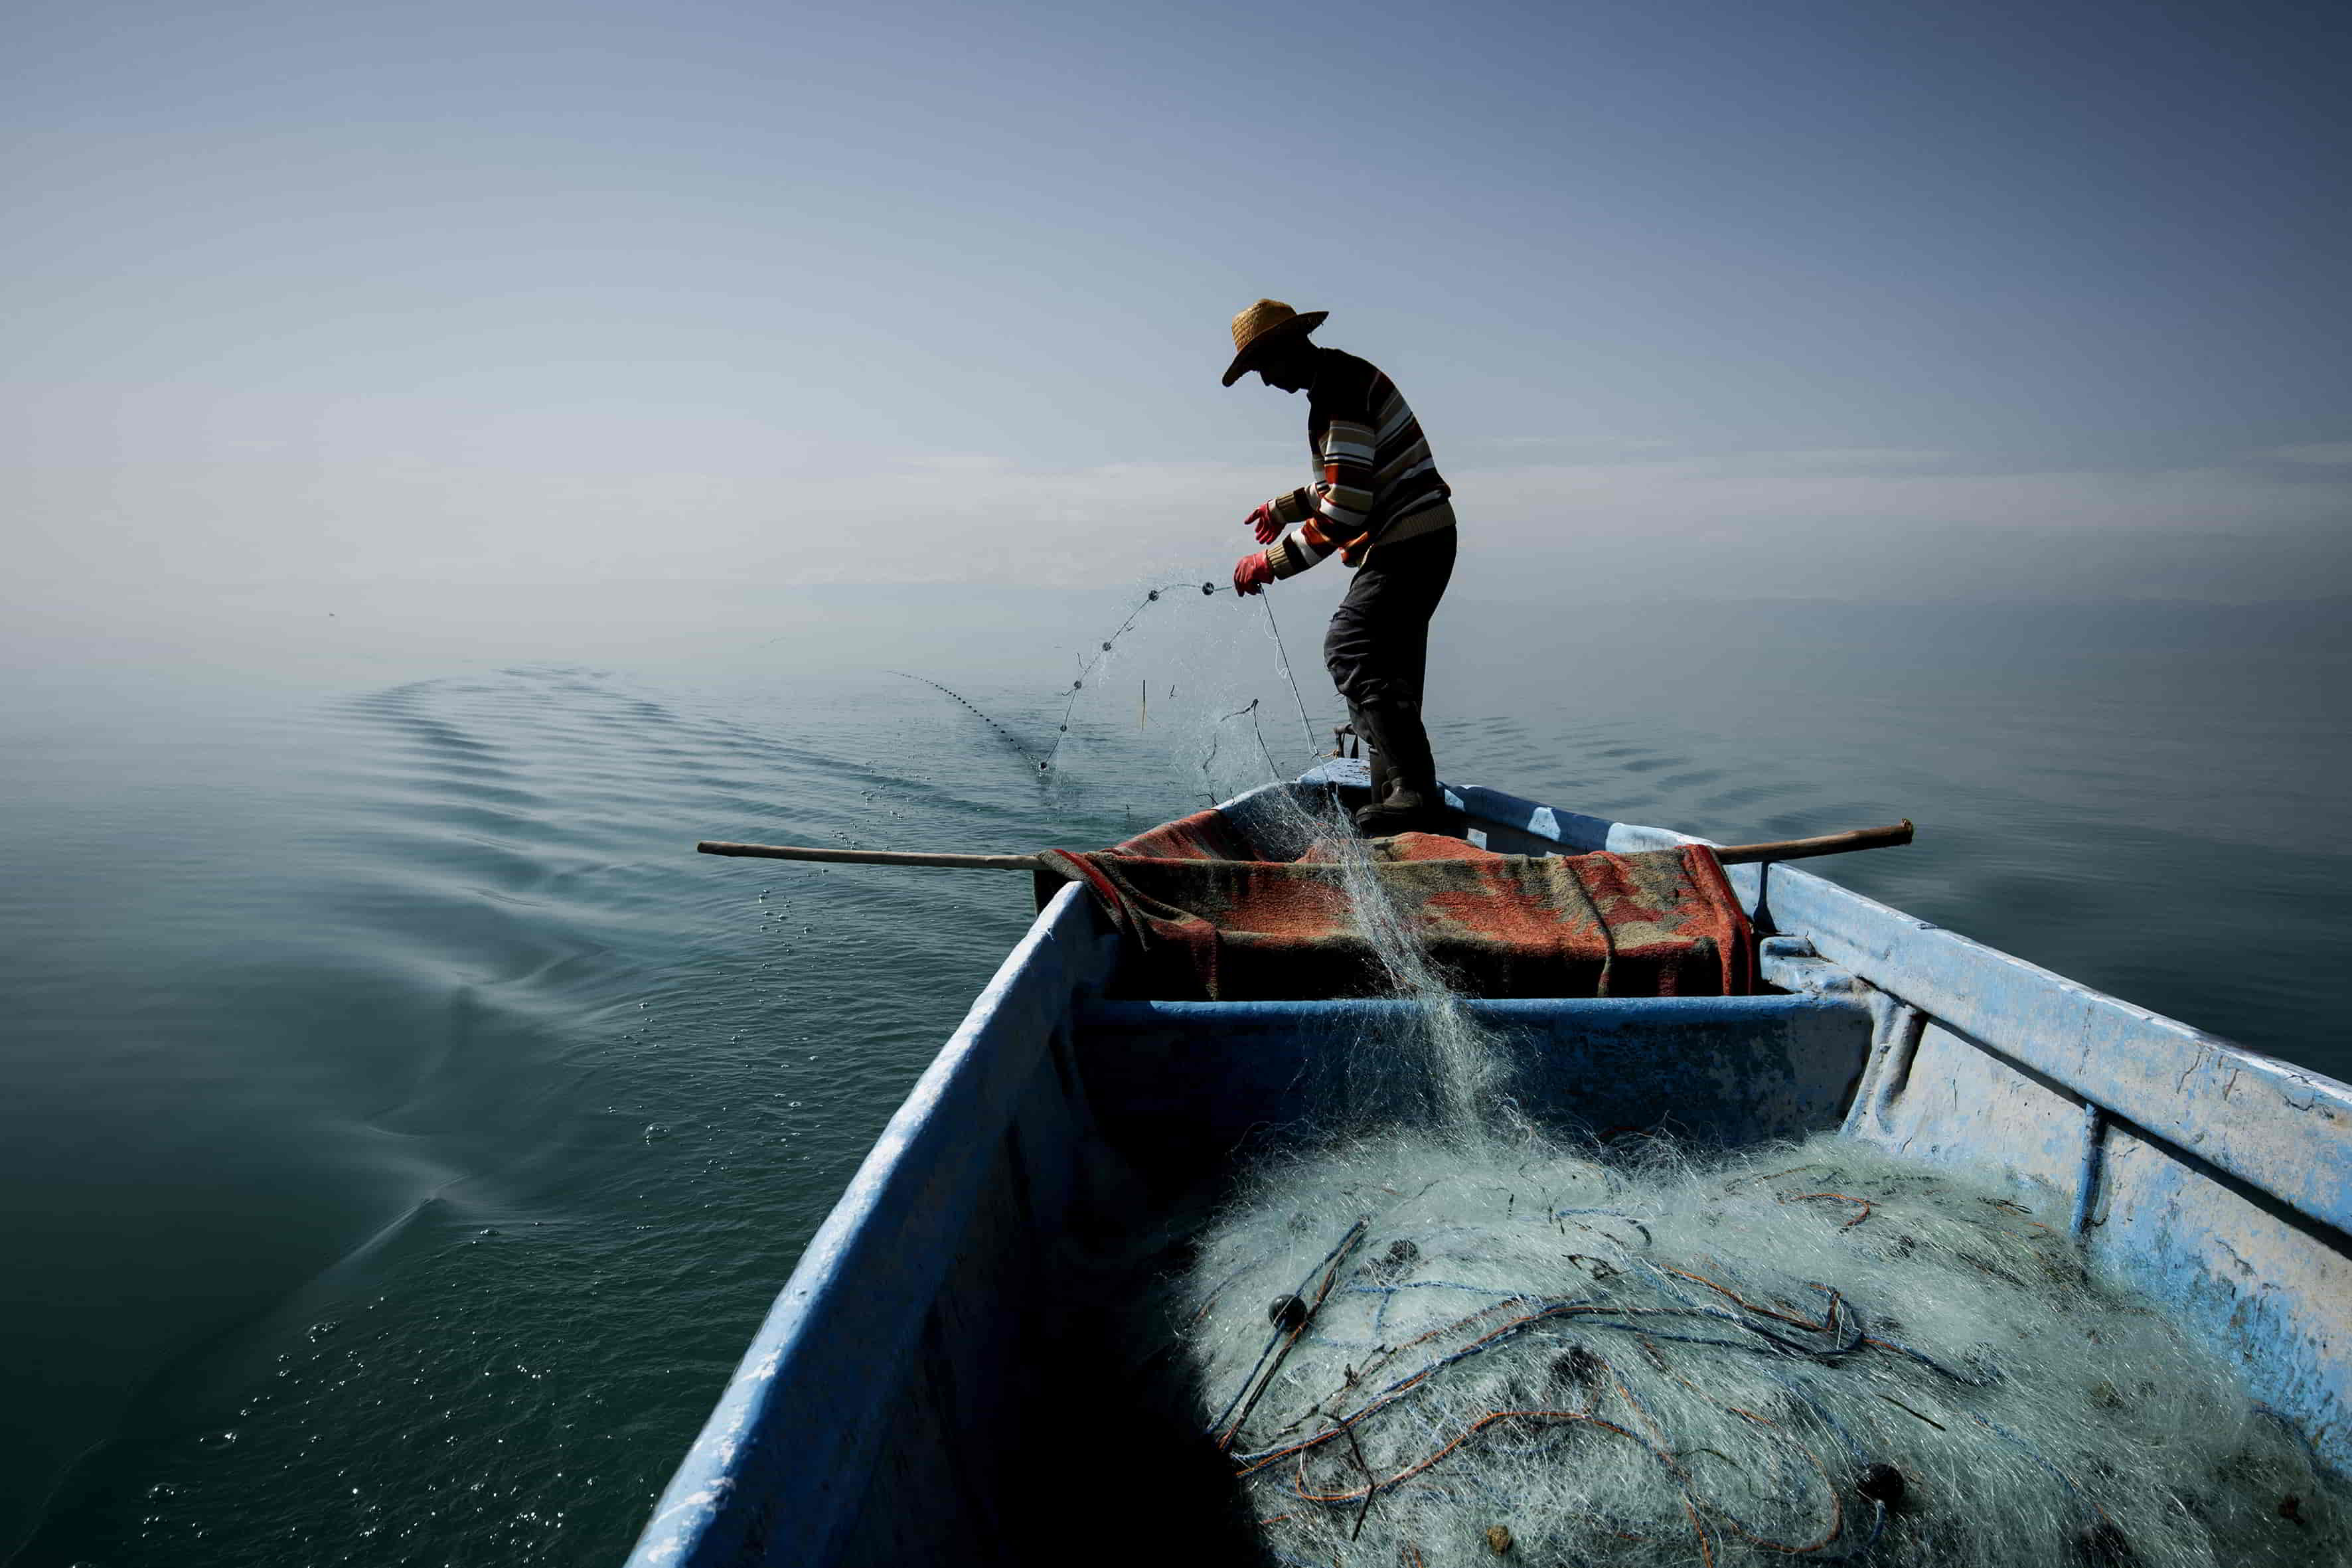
3, 590, 2345, 1563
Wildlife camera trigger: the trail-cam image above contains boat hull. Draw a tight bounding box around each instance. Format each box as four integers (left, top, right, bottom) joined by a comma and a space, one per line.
625, 769, 2352, 1565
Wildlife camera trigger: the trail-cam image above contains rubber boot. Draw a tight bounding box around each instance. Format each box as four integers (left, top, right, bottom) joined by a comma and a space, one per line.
1364, 745, 1396, 817
1349, 700, 1442, 837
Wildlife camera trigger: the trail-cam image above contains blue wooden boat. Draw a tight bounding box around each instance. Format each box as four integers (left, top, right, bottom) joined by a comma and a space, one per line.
626, 766, 2351, 1565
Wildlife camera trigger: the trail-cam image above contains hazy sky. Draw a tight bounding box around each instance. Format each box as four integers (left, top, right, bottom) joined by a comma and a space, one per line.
8, 0, 2347, 641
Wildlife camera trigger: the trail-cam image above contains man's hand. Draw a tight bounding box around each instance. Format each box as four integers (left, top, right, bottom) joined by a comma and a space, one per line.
1245, 503, 1280, 544
1232, 550, 1274, 596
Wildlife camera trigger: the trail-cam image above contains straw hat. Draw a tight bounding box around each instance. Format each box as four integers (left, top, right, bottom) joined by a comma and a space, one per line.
1222, 298, 1328, 386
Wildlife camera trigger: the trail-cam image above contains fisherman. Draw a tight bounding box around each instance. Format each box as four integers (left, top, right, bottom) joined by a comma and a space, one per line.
1223, 299, 1457, 836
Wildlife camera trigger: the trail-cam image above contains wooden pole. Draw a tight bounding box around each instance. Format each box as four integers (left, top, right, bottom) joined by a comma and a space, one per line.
1711, 820, 1913, 866
696, 840, 1043, 870
696, 821, 1912, 870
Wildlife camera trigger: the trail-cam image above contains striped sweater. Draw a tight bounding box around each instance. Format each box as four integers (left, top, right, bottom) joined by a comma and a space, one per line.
1262, 349, 1455, 579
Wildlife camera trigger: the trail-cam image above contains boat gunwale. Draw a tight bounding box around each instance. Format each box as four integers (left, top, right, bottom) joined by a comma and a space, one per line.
1433, 773, 2352, 1242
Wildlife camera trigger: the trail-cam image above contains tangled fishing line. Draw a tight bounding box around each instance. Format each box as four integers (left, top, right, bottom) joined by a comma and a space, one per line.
1164, 1127, 2344, 1568
1198, 698, 1283, 805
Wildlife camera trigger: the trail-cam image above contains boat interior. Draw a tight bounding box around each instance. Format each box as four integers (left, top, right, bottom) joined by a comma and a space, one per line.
627, 765, 2352, 1567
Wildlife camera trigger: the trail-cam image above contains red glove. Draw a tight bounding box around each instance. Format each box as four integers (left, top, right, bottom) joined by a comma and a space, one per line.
1245, 503, 1280, 544
1233, 550, 1274, 596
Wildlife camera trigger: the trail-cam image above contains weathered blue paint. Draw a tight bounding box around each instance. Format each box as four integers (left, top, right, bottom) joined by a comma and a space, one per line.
623, 882, 1119, 1567
1425, 771, 2352, 1477
625, 772, 2352, 1567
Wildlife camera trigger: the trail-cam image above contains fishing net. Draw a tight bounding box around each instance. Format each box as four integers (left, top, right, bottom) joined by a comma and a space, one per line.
1133, 791, 2346, 1567
898, 606, 2349, 1567
1168, 1127, 2343, 1567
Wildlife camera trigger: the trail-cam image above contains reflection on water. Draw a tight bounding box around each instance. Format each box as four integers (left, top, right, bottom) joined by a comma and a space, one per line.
1, 597, 2345, 1563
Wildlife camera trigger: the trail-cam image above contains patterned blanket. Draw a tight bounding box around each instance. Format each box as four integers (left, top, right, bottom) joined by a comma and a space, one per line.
1040, 809, 1754, 1002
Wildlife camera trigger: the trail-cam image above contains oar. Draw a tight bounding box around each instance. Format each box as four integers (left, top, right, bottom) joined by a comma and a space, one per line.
695, 820, 1913, 869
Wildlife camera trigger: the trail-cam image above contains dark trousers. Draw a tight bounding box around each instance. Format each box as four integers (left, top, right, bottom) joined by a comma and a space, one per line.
1323, 528, 1455, 797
